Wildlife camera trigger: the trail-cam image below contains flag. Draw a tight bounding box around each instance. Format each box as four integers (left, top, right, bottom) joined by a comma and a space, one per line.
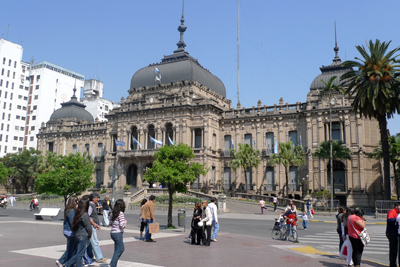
115, 139, 125, 146
77, 147, 80, 153
150, 136, 163, 146
104, 145, 107, 155
155, 67, 161, 82
254, 140, 256, 148
274, 139, 278, 154
299, 133, 302, 148
132, 136, 143, 148
168, 134, 175, 145
231, 138, 234, 149
91, 147, 95, 157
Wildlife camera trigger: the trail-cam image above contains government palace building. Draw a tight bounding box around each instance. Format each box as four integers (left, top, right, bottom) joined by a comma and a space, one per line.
37, 14, 384, 208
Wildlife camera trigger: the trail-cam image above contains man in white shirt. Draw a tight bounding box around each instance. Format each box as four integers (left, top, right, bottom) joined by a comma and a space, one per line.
273, 196, 278, 212
259, 198, 267, 214
208, 197, 219, 242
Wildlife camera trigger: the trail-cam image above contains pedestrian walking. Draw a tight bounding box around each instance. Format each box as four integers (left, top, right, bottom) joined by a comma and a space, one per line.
88, 193, 107, 263
209, 197, 219, 242
301, 211, 307, 230
201, 200, 212, 246
9, 195, 15, 207
336, 207, 345, 253
348, 209, 366, 267
63, 196, 92, 267
143, 195, 156, 242
259, 198, 267, 215
56, 196, 78, 267
190, 203, 203, 245
273, 196, 278, 212
386, 202, 400, 267
306, 199, 314, 218
101, 195, 112, 227
341, 207, 353, 267
109, 199, 127, 267
139, 199, 148, 240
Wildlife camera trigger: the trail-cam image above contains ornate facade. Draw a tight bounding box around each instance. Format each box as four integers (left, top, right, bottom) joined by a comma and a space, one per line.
37, 15, 383, 207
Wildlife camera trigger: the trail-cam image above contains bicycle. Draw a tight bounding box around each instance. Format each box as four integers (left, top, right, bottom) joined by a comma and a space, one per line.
271, 218, 298, 242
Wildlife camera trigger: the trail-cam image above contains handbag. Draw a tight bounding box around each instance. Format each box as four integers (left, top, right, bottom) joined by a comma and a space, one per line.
198, 219, 203, 227
349, 215, 370, 246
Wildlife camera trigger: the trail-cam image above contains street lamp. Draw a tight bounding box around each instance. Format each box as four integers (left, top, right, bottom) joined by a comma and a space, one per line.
108, 162, 124, 206
329, 97, 336, 213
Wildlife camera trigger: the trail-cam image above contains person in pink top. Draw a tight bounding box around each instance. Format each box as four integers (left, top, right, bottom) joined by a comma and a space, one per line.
347, 209, 366, 267
109, 199, 127, 267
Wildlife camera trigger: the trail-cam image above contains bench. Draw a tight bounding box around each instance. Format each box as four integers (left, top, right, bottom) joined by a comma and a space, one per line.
34, 208, 61, 220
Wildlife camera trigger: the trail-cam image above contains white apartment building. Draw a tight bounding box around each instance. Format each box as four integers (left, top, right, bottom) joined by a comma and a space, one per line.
80, 79, 120, 122
0, 39, 85, 156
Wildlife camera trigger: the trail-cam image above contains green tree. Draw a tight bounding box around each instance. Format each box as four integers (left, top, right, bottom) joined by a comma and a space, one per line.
0, 162, 10, 185
230, 143, 261, 193
313, 140, 352, 161
371, 135, 400, 199
2, 148, 43, 193
313, 189, 331, 210
143, 143, 207, 227
341, 39, 400, 199
321, 75, 345, 96
269, 141, 306, 197
35, 152, 95, 205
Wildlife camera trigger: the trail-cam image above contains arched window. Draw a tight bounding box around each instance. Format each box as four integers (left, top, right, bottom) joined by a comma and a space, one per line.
244, 133, 252, 147
165, 123, 173, 146
131, 126, 138, 150
147, 125, 155, 149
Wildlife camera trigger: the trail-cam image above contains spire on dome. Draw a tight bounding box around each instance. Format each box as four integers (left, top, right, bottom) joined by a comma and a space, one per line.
332, 21, 341, 64
175, 0, 187, 51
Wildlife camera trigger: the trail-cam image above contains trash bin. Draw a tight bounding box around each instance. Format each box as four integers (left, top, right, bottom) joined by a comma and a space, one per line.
178, 208, 186, 228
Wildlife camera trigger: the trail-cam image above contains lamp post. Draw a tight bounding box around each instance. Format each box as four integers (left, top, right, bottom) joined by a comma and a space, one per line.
329, 97, 336, 213
108, 162, 124, 206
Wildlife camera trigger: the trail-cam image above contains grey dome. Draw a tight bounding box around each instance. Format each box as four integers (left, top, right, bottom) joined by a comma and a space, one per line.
50, 89, 94, 122
130, 50, 226, 97
310, 47, 352, 90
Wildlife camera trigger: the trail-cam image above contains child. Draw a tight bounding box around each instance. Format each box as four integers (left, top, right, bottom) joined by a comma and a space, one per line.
302, 211, 308, 230
110, 199, 127, 267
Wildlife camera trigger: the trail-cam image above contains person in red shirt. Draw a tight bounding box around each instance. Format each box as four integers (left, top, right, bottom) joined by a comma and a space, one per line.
386, 202, 400, 267
347, 209, 366, 267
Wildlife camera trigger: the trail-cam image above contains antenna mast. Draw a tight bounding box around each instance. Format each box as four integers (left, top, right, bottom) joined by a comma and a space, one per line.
237, 0, 240, 106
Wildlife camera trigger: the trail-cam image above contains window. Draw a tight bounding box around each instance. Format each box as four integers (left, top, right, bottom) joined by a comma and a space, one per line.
32, 115, 36, 120
8, 59, 11, 66
9, 93, 12, 100
11, 82, 14, 89
20, 127, 24, 130
105, 105, 109, 111
7, 114, 10, 120
22, 106, 26, 110
4, 146, 6, 153
14, 61, 16, 68
31, 126, 35, 131
1, 113, 4, 119
0, 134, 2, 141
34, 95, 38, 100
35, 85, 39, 90
2, 58, 5, 64
6, 124, 9, 131
288, 166, 299, 191
332, 122, 341, 141
224, 135, 233, 152
245, 133, 252, 146
194, 128, 202, 148
16, 115, 20, 119
12, 72, 15, 79
5, 81, 8, 88
12, 147, 17, 151
4, 91, 7, 98
7, 70, 10, 77
19, 85, 23, 89
8, 103, 11, 111
98, 143, 103, 156
1, 69, 3, 75
0, 90, 2, 97
289, 131, 298, 146
3, 102, 6, 109
18, 95, 22, 99
21, 116, 25, 120
33, 105, 37, 110
0, 79, 2, 86
19, 137, 23, 141
0, 123, 3, 130
85, 144, 90, 152
17, 105, 21, 109
36, 75, 40, 82
30, 137, 34, 141
23, 96, 27, 100
13, 136, 18, 141
72, 144, 77, 154
48, 142, 54, 153
265, 132, 274, 154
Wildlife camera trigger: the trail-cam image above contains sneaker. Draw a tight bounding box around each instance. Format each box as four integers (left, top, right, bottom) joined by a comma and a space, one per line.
211, 238, 217, 242
56, 260, 63, 267
146, 239, 156, 242
97, 258, 108, 263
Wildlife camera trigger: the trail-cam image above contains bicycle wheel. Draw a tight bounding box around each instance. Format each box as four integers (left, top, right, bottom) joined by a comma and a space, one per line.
287, 229, 298, 242
271, 229, 281, 240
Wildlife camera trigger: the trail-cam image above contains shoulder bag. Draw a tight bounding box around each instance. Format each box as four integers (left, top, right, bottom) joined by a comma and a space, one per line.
349, 215, 370, 246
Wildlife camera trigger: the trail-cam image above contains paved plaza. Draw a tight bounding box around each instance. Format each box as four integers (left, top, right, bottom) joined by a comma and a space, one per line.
0, 201, 389, 267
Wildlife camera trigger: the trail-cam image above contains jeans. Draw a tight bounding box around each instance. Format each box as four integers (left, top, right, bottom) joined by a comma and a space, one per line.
90, 226, 104, 261
103, 210, 110, 226
110, 232, 124, 267
144, 219, 153, 241
64, 236, 89, 267
58, 235, 77, 264
211, 221, 219, 239
337, 230, 344, 253
261, 206, 267, 214
387, 233, 398, 267
349, 236, 364, 265
302, 220, 307, 230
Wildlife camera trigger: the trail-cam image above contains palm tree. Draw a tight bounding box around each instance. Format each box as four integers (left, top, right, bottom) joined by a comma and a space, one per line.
313, 140, 352, 192
230, 143, 261, 193
269, 141, 306, 197
370, 135, 400, 200
341, 39, 400, 200
321, 76, 345, 96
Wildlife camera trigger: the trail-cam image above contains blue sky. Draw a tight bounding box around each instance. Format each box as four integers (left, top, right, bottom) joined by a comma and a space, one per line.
2, 0, 400, 134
